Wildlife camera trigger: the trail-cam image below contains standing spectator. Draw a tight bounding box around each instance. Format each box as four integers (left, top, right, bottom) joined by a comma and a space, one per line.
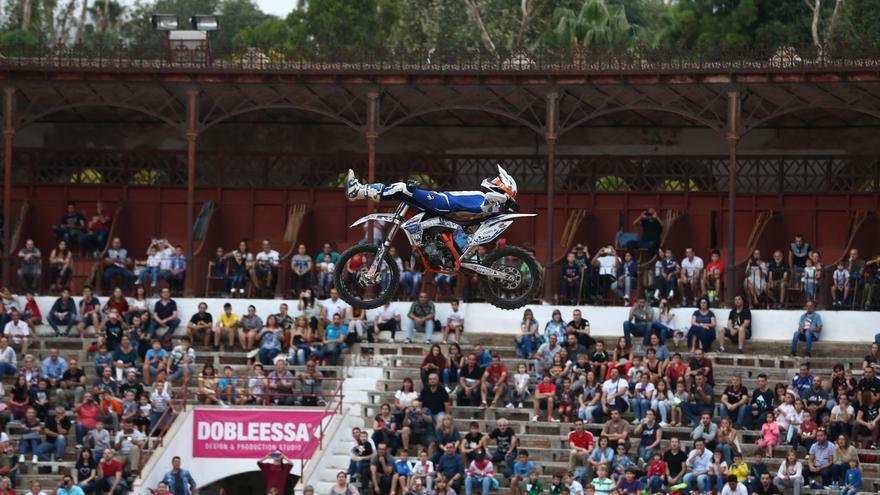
102, 238, 134, 292
97, 449, 127, 494
788, 234, 811, 286
150, 288, 180, 339
254, 240, 280, 294
373, 301, 400, 344
315, 243, 340, 296
52, 202, 86, 248
289, 244, 312, 293
627, 209, 663, 254
677, 247, 704, 306
790, 301, 822, 357
846, 249, 865, 306
16, 240, 41, 294
258, 449, 293, 494
831, 261, 850, 307
719, 295, 750, 354
48, 241, 73, 291
703, 249, 725, 304
158, 457, 198, 495
406, 292, 435, 344
687, 297, 716, 353
559, 253, 579, 305
612, 251, 638, 304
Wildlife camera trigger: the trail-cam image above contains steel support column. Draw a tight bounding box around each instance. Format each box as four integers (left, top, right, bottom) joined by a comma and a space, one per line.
366, 92, 380, 244
2, 88, 14, 289
544, 92, 558, 300
726, 91, 740, 307
184, 89, 199, 297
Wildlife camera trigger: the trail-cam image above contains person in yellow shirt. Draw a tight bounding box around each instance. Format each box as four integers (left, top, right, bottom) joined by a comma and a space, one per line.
729, 452, 749, 483
213, 302, 239, 351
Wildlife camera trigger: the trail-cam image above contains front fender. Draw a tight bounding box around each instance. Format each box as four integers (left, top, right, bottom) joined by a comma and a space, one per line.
350, 214, 398, 228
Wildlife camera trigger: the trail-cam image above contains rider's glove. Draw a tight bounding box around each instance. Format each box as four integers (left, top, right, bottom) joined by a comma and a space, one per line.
505, 197, 520, 212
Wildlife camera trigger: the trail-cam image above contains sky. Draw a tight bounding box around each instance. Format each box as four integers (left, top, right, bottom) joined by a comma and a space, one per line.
119, 0, 292, 19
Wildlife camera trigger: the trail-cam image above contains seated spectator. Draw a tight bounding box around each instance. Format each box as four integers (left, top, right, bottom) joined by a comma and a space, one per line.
18, 407, 41, 463
39, 406, 70, 463
256, 315, 284, 365
52, 202, 86, 248
142, 340, 168, 386
559, 252, 580, 305
601, 408, 630, 452
49, 240, 73, 291
406, 292, 435, 344
212, 302, 239, 351
720, 375, 749, 429
717, 295, 751, 354
266, 359, 295, 406
84, 201, 111, 254
321, 313, 346, 365
298, 360, 324, 407
289, 244, 313, 293
480, 354, 508, 409
862, 254, 880, 311
0, 338, 15, 378
99, 310, 126, 354
772, 449, 803, 495
149, 378, 172, 431
531, 374, 557, 423
831, 260, 850, 307
790, 301, 822, 357
4, 311, 29, 353
612, 251, 638, 305
138, 246, 161, 288
22, 292, 41, 330
373, 301, 400, 344
684, 375, 715, 426
441, 299, 464, 345
456, 354, 483, 406
599, 367, 629, 420
74, 449, 98, 493
592, 246, 620, 300
253, 240, 280, 294
150, 288, 180, 339
166, 336, 196, 383
97, 449, 128, 494
41, 348, 67, 389
102, 238, 133, 291
851, 391, 879, 448
683, 437, 714, 493
622, 296, 663, 347
402, 398, 434, 452
348, 306, 367, 344
481, 418, 517, 478
16, 240, 41, 294
677, 247, 704, 306
78, 286, 102, 332
686, 297, 716, 353
655, 248, 679, 301
805, 428, 834, 488
634, 408, 662, 462
744, 249, 767, 308
767, 250, 790, 309
464, 450, 494, 495
322, 288, 349, 327
314, 243, 339, 297
703, 249, 724, 305
183, 302, 212, 348
436, 443, 465, 493
166, 246, 186, 292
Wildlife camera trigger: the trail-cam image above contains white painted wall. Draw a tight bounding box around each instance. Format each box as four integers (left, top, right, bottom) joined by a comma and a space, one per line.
29, 296, 877, 343
135, 406, 338, 492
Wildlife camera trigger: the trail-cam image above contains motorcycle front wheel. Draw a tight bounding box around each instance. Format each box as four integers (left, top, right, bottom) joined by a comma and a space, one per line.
477, 245, 543, 310
334, 243, 401, 309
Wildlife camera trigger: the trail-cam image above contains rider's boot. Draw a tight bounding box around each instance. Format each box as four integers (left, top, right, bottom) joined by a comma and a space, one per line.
346, 169, 383, 202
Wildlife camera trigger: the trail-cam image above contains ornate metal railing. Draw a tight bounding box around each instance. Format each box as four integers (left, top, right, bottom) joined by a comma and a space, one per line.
4, 42, 880, 74
5, 149, 879, 193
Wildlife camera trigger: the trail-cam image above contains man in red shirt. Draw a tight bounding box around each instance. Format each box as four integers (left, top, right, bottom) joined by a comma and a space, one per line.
97, 448, 128, 494
567, 418, 595, 476
480, 354, 509, 409
258, 449, 293, 494
532, 374, 558, 423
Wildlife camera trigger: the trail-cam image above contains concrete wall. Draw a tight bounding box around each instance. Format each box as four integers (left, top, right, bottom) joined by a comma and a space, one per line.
29, 296, 878, 344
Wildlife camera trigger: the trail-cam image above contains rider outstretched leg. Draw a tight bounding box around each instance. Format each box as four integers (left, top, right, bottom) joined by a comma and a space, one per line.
346, 169, 390, 202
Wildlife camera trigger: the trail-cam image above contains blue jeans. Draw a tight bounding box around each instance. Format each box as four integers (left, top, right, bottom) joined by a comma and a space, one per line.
720, 404, 750, 429
318, 272, 334, 293
683, 473, 711, 492
75, 423, 92, 446
401, 272, 422, 298
579, 404, 601, 422
48, 313, 76, 335
227, 273, 247, 292
791, 330, 819, 354
103, 266, 134, 291
465, 476, 491, 495
138, 267, 160, 286
258, 347, 279, 365
651, 399, 671, 424
98, 477, 128, 494
718, 443, 733, 464
657, 275, 676, 298
632, 398, 651, 421
646, 475, 663, 492
170, 364, 195, 381
0, 363, 16, 378
407, 319, 434, 342
149, 317, 180, 338
37, 436, 67, 461
638, 443, 658, 463
19, 436, 39, 455
623, 321, 652, 346
515, 335, 532, 358
612, 275, 636, 300
687, 325, 715, 351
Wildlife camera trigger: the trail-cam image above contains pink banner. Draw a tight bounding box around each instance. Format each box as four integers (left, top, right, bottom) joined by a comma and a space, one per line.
192, 409, 333, 458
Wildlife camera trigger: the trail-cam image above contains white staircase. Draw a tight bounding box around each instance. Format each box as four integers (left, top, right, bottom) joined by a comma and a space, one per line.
300, 365, 383, 493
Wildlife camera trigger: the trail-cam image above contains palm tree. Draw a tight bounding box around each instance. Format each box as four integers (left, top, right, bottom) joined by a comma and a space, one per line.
545, 0, 636, 50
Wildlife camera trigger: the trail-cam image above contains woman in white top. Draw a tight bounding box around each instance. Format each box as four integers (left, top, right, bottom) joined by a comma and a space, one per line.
297, 290, 323, 331
126, 285, 151, 324
772, 450, 803, 495
393, 377, 418, 426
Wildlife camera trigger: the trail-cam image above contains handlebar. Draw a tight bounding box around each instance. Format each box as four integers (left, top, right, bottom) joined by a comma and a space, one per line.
505, 198, 520, 212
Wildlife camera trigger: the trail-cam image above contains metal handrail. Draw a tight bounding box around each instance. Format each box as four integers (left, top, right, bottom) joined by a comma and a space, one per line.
137, 372, 192, 473
298, 377, 345, 476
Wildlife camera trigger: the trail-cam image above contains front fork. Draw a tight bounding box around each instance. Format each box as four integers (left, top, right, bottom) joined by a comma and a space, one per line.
366, 203, 409, 280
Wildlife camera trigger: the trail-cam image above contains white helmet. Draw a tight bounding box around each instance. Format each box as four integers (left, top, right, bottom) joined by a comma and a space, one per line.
481, 164, 518, 199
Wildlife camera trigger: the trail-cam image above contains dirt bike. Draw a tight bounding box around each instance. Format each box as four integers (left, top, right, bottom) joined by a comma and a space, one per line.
333, 197, 543, 310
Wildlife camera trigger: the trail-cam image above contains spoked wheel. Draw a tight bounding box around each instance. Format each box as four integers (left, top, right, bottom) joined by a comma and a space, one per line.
477, 245, 543, 310
334, 243, 400, 309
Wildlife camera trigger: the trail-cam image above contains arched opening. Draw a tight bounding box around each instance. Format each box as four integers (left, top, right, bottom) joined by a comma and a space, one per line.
195, 470, 301, 495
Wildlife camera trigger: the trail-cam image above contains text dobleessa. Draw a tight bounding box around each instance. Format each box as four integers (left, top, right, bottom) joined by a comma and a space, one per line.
196, 421, 313, 442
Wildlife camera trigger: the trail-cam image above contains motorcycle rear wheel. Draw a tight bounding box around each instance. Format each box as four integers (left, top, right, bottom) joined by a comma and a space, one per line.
334, 244, 401, 309
477, 245, 543, 310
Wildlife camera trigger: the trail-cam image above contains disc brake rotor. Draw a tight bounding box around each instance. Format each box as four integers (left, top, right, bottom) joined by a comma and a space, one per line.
494, 265, 522, 290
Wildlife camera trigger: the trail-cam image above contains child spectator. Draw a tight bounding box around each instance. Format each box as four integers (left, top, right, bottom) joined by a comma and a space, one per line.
465, 451, 495, 495
508, 363, 530, 409
670, 381, 688, 427
611, 443, 636, 482
747, 451, 768, 494
392, 449, 413, 495
831, 261, 850, 307
522, 469, 543, 495
590, 464, 614, 495
616, 468, 641, 495
802, 258, 819, 302
645, 452, 666, 493
548, 472, 565, 495
410, 450, 434, 492
841, 458, 861, 495
756, 411, 779, 457
532, 374, 557, 423
728, 453, 748, 483
443, 300, 465, 345
509, 450, 534, 494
